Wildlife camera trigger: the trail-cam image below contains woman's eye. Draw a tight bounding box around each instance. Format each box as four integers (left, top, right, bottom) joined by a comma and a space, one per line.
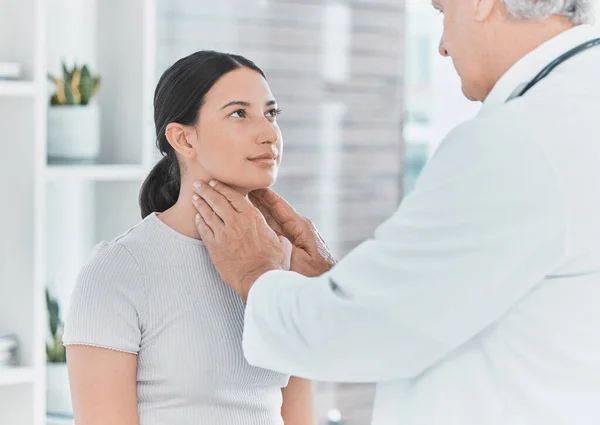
230, 109, 246, 118
267, 108, 282, 118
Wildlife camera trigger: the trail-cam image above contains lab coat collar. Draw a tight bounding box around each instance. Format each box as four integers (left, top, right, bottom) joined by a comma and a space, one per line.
481, 24, 600, 113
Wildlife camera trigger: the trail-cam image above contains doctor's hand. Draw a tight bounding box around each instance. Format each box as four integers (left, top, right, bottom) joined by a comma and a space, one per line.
192, 181, 292, 302
249, 188, 337, 277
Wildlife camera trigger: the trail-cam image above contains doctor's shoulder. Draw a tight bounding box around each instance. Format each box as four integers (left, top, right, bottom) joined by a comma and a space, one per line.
426, 109, 541, 169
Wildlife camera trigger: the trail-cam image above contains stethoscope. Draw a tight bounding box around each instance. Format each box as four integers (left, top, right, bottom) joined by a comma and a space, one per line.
511, 37, 600, 99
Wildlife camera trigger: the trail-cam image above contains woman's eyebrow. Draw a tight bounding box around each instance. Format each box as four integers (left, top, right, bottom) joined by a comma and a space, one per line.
220, 100, 277, 110
221, 101, 250, 110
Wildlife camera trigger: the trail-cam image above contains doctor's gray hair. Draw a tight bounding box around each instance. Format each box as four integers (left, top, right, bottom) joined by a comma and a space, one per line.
502, 0, 596, 25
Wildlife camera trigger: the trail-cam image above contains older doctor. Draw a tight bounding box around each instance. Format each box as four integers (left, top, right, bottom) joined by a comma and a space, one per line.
190, 0, 600, 422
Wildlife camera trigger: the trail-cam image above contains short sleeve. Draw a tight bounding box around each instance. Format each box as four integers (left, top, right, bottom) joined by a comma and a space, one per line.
63, 241, 146, 354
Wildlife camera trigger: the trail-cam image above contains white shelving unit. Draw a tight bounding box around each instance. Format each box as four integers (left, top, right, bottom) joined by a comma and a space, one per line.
45, 164, 149, 182
0, 0, 47, 423
0, 367, 36, 387
0, 81, 38, 97
0, 0, 157, 423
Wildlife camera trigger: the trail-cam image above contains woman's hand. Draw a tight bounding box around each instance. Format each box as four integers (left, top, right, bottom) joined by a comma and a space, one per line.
192, 181, 292, 301
249, 188, 337, 277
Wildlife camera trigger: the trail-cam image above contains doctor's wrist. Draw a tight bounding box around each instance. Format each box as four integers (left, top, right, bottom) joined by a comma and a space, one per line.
238, 263, 280, 302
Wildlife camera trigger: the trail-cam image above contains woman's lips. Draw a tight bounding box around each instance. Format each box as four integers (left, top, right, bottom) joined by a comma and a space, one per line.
248, 157, 277, 167
248, 148, 279, 167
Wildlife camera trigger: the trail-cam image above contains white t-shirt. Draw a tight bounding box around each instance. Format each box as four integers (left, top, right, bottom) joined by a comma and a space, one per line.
63, 212, 290, 425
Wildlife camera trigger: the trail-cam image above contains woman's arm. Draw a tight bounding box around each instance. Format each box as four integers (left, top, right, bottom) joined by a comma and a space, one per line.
281, 376, 314, 425
67, 345, 139, 425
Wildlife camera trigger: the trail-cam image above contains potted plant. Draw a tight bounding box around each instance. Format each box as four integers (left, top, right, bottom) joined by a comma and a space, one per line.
47, 62, 101, 163
46, 288, 72, 415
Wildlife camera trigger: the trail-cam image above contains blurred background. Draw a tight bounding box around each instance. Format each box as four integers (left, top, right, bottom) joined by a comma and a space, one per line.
1, 0, 596, 424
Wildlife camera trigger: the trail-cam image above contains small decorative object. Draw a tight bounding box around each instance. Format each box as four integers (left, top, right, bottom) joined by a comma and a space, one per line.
326, 408, 343, 425
0, 62, 21, 80
46, 288, 72, 415
0, 332, 20, 367
47, 62, 101, 163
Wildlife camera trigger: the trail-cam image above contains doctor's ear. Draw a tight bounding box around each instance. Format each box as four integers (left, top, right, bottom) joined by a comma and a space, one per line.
474, 0, 497, 21
165, 123, 197, 159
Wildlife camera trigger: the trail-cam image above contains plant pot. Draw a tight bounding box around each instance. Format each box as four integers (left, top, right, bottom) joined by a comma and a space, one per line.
47, 103, 100, 163
46, 363, 72, 415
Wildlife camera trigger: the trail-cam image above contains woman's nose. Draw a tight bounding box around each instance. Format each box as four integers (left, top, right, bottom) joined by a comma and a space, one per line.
439, 37, 449, 57
256, 118, 278, 145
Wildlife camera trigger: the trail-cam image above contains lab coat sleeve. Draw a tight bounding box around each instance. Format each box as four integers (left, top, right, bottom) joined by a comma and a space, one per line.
242, 117, 566, 382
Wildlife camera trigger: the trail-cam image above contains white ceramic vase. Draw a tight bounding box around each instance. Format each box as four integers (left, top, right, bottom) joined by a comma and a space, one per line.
46, 363, 73, 415
47, 103, 100, 163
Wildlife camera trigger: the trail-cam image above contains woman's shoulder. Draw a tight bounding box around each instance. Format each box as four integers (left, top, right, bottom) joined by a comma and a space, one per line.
80, 214, 161, 285
78, 240, 144, 300
111, 214, 157, 251
83, 240, 138, 271
84, 214, 158, 270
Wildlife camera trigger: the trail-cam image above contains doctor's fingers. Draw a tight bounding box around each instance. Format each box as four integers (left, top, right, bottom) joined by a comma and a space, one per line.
207, 180, 253, 213
195, 212, 215, 243
250, 188, 302, 226
192, 195, 224, 233
192, 181, 237, 223
249, 193, 284, 235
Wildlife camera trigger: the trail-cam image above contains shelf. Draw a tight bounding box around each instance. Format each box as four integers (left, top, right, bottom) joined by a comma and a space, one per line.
45, 164, 148, 182
0, 81, 37, 97
0, 366, 35, 387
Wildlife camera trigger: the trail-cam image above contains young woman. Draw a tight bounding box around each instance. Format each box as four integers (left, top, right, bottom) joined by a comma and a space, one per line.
62, 51, 313, 425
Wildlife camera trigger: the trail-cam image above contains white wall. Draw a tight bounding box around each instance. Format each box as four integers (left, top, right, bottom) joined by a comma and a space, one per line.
46, 0, 97, 75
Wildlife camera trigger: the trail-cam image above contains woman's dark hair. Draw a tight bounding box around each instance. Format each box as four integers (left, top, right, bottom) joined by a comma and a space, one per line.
139, 50, 266, 219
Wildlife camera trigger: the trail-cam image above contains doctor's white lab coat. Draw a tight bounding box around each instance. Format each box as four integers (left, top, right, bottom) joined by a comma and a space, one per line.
243, 25, 600, 425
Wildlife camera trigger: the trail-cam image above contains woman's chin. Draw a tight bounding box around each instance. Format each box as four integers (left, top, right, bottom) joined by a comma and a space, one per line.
244, 180, 276, 193
223, 178, 276, 195
247, 173, 278, 190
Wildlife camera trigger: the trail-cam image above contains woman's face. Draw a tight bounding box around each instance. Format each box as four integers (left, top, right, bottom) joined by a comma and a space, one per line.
187, 67, 283, 194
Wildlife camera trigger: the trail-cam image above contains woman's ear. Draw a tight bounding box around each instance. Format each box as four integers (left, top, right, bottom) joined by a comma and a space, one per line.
165, 123, 196, 159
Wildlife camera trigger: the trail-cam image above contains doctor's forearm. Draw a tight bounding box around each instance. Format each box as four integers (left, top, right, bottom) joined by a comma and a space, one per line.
242, 270, 430, 382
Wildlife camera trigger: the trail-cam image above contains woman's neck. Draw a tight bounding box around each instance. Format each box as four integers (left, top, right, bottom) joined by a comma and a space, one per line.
157, 178, 250, 241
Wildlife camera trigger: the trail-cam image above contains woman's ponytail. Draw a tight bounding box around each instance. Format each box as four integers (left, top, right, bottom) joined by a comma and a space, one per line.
139, 155, 180, 219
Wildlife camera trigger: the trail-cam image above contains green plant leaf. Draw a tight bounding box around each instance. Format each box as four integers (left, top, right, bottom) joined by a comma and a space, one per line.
54, 335, 66, 363
91, 77, 100, 98
61, 61, 71, 81
52, 62, 99, 105
45, 288, 67, 362
47, 337, 66, 363
46, 288, 60, 337
61, 63, 74, 105
46, 343, 53, 362
80, 65, 92, 105
63, 80, 74, 105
